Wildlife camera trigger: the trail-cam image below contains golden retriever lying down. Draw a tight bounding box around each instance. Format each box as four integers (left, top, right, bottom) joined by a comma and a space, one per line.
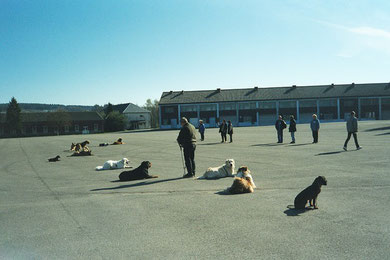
112, 138, 124, 145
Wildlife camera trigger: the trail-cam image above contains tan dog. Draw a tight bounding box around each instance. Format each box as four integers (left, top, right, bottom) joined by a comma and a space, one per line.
227, 166, 256, 194
71, 140, 90, 151
112, 138, 124, 145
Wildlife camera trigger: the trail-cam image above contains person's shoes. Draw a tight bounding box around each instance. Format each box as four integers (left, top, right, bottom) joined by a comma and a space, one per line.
183, 173, 193, 178
343, 146, 347, 151
290, 141, 295, 144
357, 146, 362, 150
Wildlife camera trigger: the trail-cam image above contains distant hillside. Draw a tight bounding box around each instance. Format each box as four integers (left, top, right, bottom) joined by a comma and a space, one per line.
0, 103, 95, 112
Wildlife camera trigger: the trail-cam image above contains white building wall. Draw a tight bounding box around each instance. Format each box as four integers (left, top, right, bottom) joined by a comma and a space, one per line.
123, 112, 151, 129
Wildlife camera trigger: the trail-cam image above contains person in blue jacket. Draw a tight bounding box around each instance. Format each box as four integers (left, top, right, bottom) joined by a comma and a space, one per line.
198, 120, 205, 141
310, 114, 320, 143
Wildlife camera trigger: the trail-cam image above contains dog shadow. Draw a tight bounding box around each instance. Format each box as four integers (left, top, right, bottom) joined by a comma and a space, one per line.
215, 190, 235, 195
91, 177, 183, 191
284, 205, 314, 216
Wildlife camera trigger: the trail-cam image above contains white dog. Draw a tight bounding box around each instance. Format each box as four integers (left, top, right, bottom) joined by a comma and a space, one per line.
95, 158, 130, 171
197, 159, 235, 179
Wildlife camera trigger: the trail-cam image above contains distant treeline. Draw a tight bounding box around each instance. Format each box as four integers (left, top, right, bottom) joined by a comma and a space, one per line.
0, 103, 95, 112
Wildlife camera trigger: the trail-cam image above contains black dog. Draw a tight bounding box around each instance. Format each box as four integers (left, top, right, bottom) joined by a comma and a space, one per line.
294, 176, 327, 209
118, 161, 158, 181
48, 155, 61, 162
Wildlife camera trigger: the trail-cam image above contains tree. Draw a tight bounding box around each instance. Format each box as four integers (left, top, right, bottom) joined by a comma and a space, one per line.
105, 102, 113, 115
143, 99, 159, 128
104, 111, 125, 132
47, 109, 72, 135
6, 97, 22, 136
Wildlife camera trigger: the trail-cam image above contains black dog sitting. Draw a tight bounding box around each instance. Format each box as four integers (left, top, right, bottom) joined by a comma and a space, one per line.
118, 161, 158, 181
48, 155, 61, 162
294, 176, 327, 210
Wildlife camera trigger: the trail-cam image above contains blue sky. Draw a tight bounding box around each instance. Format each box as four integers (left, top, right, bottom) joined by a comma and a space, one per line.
1, 0, 389, 106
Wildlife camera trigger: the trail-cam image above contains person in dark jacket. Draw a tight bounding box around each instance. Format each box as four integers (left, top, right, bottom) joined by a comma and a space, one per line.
118, 161, 157, 181
275, 115, 287, 143
227, 120, 233, 143
219, 120, 227, 143
289, 115, 297, 143
198, 120, 205, 141
343, 111, 362, 151
177, 117, 197, 178
310, 114, 320, 143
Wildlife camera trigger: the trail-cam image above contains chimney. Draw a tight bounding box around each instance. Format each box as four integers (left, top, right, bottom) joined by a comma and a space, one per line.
351, 82, 355, 87
292, 85, 297, 88
331, 83, 334, 87
169, 90, 173, 94
216, 88, 221, 93
254, 86, 258, 90
181, 90, 184, 94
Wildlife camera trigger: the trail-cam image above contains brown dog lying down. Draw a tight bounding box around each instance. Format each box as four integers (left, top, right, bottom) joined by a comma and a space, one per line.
294, 176, 327, 209
71, 140, 90, 151
48, 155, 60, 162
118, 161, 157, 181
112, 138, 124, 145
71, 146, 92, 156
227, 166, 256, 194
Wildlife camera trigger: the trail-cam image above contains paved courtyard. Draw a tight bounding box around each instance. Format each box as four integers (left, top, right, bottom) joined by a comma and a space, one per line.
1, 120, 389, 259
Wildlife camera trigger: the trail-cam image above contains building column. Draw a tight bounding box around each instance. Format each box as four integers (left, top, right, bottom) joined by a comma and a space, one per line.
236, 103, 239, 126
296, 100, 300, 122
337, 98, 341, 120
276, 101, 279, 117
178, 105, 181, 129
379, 98, 382, 120
216, 103, 220, 120
197, 104, 200, 121
158, 106, 162, 128
316, 100, 320, 117
358, 98, 361, 120
256, 101, 260, 126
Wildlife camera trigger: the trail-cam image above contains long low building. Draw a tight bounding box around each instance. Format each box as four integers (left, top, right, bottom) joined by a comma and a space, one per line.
158, 82, 390, 129
0, 111, 104, 137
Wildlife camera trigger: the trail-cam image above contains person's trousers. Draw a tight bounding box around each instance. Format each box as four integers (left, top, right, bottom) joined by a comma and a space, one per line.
200, 132, 204, 141
221, 133, 227, 142
277, 130, 283, 143
290, 132, 295, 142
183, 143, 196, 175
344, 132, 359, 148
312, 130, 318, 143
229, 133, 233, 142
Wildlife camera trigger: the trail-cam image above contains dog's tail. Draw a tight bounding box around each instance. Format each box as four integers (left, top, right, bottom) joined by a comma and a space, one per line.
95, 166, 104, 171
287, 205, 295, 209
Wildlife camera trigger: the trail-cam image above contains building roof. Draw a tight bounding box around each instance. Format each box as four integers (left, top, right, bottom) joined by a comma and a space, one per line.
112, 103, 131, 113
123, 103, 150, 114
159, 82, 390, 105
0, 111, 103, 123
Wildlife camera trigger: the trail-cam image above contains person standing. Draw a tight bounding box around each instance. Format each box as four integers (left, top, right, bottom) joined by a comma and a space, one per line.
177, 117, 197, 178
275, 115, 287, 143
198, 120, 205, 141
289, 115, 296, 144
227, 120, 233, 143
310, 114, 320, 143
219, 120, 227, 143
343, 111, 362, 151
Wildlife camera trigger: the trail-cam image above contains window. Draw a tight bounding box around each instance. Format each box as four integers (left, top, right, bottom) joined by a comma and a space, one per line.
94, 124, 99, 131
64, 125, 69, 133
74, 125, 79, 132
43, 126, 48, 134
32, 126, 37, 134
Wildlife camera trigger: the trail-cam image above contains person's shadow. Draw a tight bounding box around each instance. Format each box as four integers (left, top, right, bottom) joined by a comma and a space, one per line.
91, 177, 183, 191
